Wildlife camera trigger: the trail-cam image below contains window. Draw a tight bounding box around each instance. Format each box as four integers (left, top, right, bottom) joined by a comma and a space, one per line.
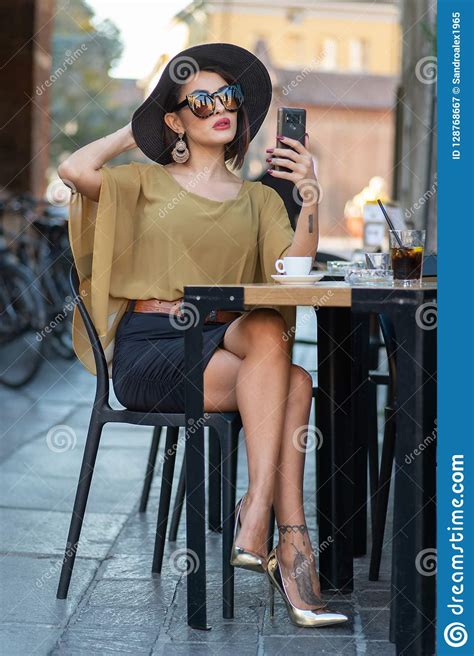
348, 38, 367, 72
319, 37, 338, 71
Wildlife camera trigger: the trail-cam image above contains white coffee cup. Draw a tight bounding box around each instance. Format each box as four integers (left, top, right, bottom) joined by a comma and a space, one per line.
275, 256, 313, 276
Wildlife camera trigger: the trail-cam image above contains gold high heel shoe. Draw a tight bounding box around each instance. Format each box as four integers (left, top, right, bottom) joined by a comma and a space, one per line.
266, 547, 349, 627
230, 495, 266, 573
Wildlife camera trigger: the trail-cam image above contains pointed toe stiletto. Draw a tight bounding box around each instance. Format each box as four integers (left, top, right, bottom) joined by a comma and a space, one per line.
230, 496, 266, 573
266, 547, 349, 627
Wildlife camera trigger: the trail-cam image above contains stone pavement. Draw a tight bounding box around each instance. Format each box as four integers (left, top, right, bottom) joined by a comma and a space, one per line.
0, 308, 395, 655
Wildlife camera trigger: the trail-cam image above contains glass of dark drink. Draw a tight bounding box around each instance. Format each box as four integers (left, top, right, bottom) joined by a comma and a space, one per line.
389, 230, 426, 286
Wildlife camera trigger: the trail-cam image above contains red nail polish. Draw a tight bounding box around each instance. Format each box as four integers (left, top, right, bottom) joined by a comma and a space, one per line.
268, 169, 274, 174
276, 135, 284, 140
266, 148, 274, 152
265, 158, 272, 162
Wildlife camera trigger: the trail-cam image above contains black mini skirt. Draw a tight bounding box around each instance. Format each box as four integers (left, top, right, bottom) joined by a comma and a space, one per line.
112, 300, 238, 413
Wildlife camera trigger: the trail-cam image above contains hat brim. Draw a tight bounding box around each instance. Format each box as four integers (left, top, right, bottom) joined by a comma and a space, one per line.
131, 42, 272, 164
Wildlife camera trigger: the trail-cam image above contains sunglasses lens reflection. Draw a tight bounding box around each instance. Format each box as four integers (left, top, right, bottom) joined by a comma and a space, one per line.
223, 88, 239, 110
189, 93, 214, 118
189, 85, 244, 117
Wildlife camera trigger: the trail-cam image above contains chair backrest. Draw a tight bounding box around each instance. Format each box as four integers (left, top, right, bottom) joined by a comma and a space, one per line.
378, 313, 397, 388
257, 172, 301, 229
69, 264, 110, 400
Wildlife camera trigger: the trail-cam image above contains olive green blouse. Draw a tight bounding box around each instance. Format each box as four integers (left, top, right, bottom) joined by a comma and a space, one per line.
68, 161, 296, 377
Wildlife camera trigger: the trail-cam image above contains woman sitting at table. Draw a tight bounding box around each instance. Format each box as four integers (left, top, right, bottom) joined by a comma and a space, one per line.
59, 42, 348, 628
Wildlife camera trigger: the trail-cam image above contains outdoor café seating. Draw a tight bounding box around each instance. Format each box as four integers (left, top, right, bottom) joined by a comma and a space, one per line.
57, 253, 437, 656
56, 265, 243, 620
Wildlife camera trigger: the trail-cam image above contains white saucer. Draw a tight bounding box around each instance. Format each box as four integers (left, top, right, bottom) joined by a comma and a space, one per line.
271, 273, 325, 285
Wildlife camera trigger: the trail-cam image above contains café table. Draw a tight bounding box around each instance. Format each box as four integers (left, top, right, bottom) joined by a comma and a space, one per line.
182, 280, 437, 656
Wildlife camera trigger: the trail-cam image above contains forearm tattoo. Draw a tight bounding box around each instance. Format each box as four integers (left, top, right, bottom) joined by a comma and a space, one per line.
308, 213, 314, 233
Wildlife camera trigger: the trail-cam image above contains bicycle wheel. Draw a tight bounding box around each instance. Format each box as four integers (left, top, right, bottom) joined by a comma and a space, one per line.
0, 260, 47, 387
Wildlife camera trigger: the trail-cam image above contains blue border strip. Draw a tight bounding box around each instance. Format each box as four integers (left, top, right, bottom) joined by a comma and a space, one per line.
438, 1, 474, 653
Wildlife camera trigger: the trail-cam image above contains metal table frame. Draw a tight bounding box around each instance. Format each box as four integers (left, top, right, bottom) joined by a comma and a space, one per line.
182, 282, 436, 656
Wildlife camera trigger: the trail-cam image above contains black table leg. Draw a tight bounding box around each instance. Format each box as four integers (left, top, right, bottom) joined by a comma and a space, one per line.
183, 286, 245, 629
315, 306, 355, 592
352, 288, 437, 656
183, 304, 209, 630
351, 312, 372, 558
387, 301, 437, 656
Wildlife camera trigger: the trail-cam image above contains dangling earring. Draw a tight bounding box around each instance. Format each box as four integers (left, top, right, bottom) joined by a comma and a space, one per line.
171, 132, 190, 163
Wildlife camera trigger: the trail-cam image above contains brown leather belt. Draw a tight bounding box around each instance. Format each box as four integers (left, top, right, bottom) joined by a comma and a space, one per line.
133, 298, 242, 324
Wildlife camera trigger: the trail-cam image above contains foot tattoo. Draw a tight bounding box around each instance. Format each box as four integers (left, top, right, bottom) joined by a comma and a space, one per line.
278, 524, 322, 605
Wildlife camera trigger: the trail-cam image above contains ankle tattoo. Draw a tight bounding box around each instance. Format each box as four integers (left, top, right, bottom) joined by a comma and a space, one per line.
278, 524, 308, 546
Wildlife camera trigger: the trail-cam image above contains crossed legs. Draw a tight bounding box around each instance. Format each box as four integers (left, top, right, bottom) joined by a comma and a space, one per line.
202, 307, 323, 609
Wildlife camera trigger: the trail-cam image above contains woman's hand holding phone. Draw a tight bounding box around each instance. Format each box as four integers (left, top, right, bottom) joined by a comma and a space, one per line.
265, 134, 321, 205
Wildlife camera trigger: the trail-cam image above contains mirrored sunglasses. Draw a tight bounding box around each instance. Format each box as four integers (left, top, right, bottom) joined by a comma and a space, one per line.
172, 83, 244, 119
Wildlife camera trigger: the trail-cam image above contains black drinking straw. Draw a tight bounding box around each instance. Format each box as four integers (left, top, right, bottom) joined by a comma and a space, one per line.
377, 199, 403, 247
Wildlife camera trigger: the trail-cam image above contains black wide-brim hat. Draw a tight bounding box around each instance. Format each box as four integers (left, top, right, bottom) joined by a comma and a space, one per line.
131, 42, 272, 164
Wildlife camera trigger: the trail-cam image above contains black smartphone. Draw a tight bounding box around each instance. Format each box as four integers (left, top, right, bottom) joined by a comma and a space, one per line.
274, 107, 306, 171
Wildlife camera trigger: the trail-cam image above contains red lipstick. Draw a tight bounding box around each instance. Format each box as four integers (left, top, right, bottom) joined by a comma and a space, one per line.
212, 117, 230, 130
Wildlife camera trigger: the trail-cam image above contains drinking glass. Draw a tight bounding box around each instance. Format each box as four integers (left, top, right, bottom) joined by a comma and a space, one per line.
389, 230, 426, 286
365, 252, 391, 270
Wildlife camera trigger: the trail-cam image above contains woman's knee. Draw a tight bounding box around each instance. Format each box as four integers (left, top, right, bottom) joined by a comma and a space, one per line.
242, 307, 291, 350
202, 347, 241, 411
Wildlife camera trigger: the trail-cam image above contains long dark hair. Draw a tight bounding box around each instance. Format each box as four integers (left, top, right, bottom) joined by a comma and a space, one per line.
162, 64, 250, 170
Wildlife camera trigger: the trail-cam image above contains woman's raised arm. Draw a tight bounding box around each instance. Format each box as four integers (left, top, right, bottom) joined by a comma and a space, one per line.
57, 122, 137, 202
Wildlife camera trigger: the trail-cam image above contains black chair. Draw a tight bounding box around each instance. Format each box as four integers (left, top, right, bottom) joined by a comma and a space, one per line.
368, 314, 397, 580
165, 428, 225, 541
138, 424, 224, 536
368, 254, 437, 579
56, 265, 243, 619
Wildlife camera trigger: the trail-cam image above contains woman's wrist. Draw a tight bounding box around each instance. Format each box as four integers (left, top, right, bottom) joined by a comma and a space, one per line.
101, 123, 136, 155
92, 124, 136, 166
